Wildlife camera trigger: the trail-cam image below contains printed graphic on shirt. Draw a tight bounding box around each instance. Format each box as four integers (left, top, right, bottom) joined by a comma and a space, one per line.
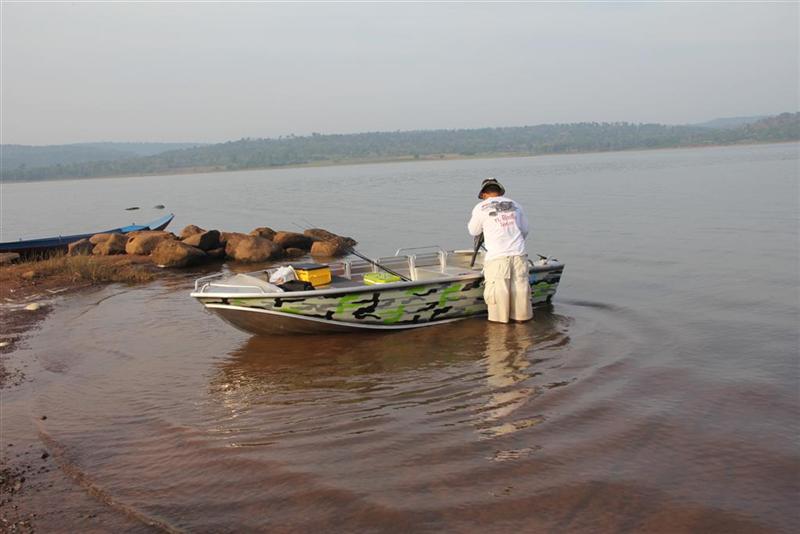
482, 200, 518, 228
482, 200, 516, 217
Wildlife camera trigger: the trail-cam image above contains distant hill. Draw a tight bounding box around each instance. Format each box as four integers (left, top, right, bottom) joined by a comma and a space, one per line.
693, 115, 768, 129
1, 142, 205, 171
2, 113, 797, 182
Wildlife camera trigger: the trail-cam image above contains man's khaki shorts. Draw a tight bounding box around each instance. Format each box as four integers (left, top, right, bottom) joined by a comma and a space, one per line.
483, 255, 533, 323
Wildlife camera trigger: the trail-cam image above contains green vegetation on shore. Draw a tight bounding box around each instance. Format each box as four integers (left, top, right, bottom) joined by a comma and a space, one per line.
3, 113, 798, 182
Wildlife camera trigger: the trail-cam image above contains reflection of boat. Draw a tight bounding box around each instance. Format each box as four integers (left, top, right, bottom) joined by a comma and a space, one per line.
191, 247, 564, 335
210, 312, 572, 397
0, 213, 175, 256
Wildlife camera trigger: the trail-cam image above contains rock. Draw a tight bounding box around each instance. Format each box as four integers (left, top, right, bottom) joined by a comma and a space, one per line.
125, 229, 175, 239
206, 247, 226, 259
0, 341, 9, 348
310, 238, 350, 257
152, 240, 207, 268
284, 247, 307, 258
41, 452, 49, 460
21, 271, 37, 281
0, 252, 21, 265
25, 303, 41, 311
67, 238, 94, 256
153, 204, 165, 209
304, 228, 357, 248
249, 227, 276, 241
226, 235, 282, 263
126, 231, 175, 255
89, 232, 119, 245
125, 207, 139, 211
182, 230, 220, 251
92, 233, 127, 255
179, 225, 206, 240
273, 231, 314, 250
221, 232, 248, 250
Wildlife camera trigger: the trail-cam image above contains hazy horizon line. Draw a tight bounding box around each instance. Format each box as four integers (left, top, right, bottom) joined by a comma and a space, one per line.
2, 112, 792, 148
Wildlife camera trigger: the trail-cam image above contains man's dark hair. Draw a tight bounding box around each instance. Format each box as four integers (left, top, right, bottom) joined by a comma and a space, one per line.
482, 184, 503, 195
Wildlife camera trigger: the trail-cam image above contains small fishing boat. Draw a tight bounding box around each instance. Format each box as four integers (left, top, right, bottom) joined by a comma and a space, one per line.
0, 213, 175, 257
191, 247, 564, 335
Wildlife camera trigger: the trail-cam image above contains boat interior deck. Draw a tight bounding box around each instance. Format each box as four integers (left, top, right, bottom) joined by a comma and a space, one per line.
195, 249, 485, 295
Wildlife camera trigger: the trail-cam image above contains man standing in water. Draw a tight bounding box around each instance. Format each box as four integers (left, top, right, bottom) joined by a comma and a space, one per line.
467, 178, 533, 323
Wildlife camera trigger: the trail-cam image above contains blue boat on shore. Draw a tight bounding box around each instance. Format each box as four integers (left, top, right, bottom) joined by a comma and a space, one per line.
0, 213, 174, 257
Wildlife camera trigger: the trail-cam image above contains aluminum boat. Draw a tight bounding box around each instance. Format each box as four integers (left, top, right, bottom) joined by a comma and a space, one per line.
191, 247, 564, 335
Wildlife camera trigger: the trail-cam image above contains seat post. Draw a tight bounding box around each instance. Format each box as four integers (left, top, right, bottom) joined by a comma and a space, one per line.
408, 255, 417, 281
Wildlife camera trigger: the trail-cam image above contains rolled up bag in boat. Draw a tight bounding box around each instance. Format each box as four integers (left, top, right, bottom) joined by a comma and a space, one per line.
269, 266, 297, 285
226, 273, 283, 293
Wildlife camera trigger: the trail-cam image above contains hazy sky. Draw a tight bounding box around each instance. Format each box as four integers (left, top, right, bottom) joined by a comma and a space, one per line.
2, 2, 798, 145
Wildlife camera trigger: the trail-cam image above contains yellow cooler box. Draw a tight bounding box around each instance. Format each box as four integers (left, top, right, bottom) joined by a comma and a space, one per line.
291, 263, 332, 287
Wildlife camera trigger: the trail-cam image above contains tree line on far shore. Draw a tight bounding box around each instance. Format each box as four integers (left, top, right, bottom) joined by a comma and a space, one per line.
3, 112, 798, 182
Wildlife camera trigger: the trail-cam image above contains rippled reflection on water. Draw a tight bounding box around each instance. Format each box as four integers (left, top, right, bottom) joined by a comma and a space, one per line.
209, 314, 573, 448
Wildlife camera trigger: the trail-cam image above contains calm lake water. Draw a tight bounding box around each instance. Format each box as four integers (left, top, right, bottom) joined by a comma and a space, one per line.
3, 143, 799, 532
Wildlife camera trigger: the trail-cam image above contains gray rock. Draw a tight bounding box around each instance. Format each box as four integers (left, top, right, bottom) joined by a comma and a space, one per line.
125, 231, 175, 255
182, 230, 221, 251
226, 235, 282, 263
249, 227, 276, 241
152, 240, 207, 268
92, 233, 127, 255
310, 238, 349, 257
273, 231, 313, 250
89, 232, 120, 245
179, 224, 206, 240
67, 239, 94, 256
221, 232, 248, 250
304, 228, 357, 248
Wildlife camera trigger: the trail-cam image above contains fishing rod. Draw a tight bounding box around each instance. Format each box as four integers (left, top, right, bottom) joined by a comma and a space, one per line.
470, 233, 484, 268
293, 220, 410, 282
344, 247, 410, 282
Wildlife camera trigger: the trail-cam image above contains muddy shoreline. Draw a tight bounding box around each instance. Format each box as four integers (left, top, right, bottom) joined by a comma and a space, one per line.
0, 256, 176, 533
0, 255, 158, 385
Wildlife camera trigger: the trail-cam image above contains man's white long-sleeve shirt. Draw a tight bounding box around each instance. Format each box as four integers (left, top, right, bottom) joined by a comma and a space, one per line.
467, 196, 529, 262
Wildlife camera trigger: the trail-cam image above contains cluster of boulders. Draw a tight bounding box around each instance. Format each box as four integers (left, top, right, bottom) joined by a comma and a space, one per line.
66, 225, 357, 268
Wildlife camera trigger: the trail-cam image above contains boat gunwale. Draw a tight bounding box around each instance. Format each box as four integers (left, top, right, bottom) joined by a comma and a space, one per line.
191, 262, 564, 300
0, 213, 175, 252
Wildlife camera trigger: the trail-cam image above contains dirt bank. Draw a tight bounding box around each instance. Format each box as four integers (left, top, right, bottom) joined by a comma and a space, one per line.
0, 255, 157, 388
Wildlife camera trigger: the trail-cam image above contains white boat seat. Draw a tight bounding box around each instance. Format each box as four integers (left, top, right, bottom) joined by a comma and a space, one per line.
218, 274, 281, 293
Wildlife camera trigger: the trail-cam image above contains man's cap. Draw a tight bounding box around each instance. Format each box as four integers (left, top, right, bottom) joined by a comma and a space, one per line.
479, 177, 505, 198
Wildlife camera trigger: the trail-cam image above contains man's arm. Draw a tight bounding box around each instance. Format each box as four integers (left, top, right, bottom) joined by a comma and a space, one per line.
467, 205, 483, 236
518, 205, 529, 239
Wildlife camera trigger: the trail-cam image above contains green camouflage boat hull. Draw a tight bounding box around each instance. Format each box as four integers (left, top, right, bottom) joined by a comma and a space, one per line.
194, 266, 563, 335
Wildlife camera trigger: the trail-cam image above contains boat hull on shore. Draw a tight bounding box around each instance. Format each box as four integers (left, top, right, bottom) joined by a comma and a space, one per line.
0, 213, 175, 257
192, 249, 564, 335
